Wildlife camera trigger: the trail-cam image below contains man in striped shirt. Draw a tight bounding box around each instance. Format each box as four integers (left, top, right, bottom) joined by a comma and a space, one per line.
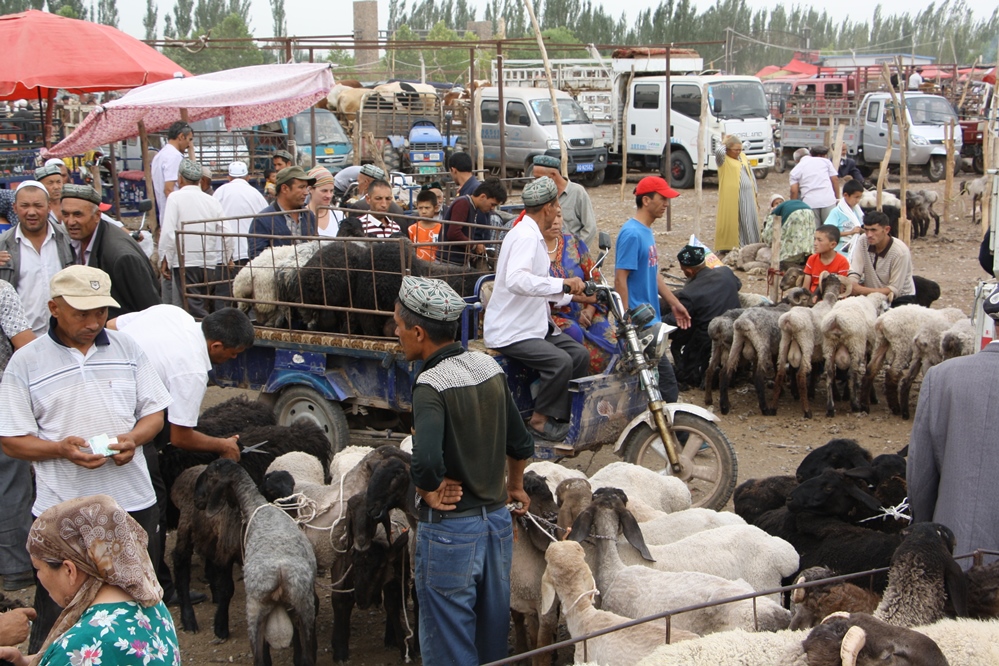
360, 180, 402, 238
0, 265, 171, 651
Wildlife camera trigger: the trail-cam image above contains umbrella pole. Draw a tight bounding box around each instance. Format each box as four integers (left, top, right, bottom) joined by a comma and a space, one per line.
180, 109, 196, 160
138, 121, 158, 235
109, 142, 121, 220
36, 88, 46, 149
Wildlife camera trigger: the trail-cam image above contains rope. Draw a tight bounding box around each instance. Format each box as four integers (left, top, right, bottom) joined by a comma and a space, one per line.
399, 538, 414, 663
858, 497, 912, 524
241, 502, 297, 562
766, 266, 784, 290
565, 588, 600, 614
329, 563, 354, 592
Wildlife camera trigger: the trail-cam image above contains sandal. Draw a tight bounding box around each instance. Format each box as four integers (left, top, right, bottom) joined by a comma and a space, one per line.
528, 419, 570, 442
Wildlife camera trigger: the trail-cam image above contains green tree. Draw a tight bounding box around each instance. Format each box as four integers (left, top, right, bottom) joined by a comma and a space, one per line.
170, 0, 193, 38
97, 0, 117, 27
143, 0, 157, 40
169, 12, 264, 74
508, 26, 583, 59
271, 0, 285, 36
50, 0, 87, 19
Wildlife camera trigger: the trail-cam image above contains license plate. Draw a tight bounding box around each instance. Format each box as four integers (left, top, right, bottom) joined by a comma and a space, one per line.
418, 166, 437, 174
576, 162, 594, 172
750, 158, 759, 166
324, 148, 333, 154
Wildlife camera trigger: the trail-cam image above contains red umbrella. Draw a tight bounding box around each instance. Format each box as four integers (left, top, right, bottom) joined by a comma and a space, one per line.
0, 10, 189, 101
985, 68, 996, 86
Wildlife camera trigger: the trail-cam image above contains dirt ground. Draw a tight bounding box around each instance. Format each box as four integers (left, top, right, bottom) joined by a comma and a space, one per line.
7, 166, 986, 664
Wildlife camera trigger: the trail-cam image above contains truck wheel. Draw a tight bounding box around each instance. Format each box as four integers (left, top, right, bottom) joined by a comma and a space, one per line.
623, 412, 738, 510
603, 164, 622, 183
661, 150, 694, 189
754, 167, 769, 180
925, 156, 946, 182
382, 144, 402, 173
973, 152, 985, 175
580, 169, 606, 187
273, 386, 350, 457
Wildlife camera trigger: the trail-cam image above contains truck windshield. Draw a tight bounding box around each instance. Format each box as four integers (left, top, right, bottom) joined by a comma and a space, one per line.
529, 98, 592, 125
905, 96, 958, 125
294, 110, 350, 145
708, 82, 769, 119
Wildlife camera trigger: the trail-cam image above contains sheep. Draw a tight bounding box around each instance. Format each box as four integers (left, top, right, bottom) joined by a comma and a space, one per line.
266, 451, 327, 486
232, 243, 318, 327
788, 566, 881, 630
704, 308, 744, 406
859, 189, 902, 210
774, 273, 847, 418
588, 461, 691, 515
722, 299, 797, 416
820, 291, 891, 416
733, 475, 799, 525
961, 176, 988, 225
897, 311, 970, 419
875, 523, 968, 628
526, 460, 587, 498
196, 460, 318, 666
780, 265, 806, 293
912, 617, 999, 665
862, 306, 965, 415
737, 292, 774, 308
556, 477, 595, 532
295, 239, 368, 332
912, 276, 941, 308
905, 190, 941, 238
571, 490, 799, 596
795, 438, 873, 483
966, 560, 999, 619
570, 491, 790, 635
540, 541, 699, 666
196, 394, 277, 437
940, 318, 976, 360
623, 506, 746, 546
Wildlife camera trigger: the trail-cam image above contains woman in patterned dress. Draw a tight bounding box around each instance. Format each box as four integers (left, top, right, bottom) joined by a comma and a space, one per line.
0, 495, 179, 666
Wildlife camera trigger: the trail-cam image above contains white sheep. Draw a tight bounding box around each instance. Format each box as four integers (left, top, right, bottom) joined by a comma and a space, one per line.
896, 311, 969, 418
589, 462, 691, 515
859, 189, 902, 210
527, 460, 587, 498
863, 305, 964, 416
266, 451, 327, 486
939, 318, 976, 361
961, 176, 988, 225
820, 291, 891, 416
541, 541, 699, 666
232, 243, 319, 327
636, 508, 746, 545
914, 617, 999, 664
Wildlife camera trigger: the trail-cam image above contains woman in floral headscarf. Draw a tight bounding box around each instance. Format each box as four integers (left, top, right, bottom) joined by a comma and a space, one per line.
0, 495, 179, 666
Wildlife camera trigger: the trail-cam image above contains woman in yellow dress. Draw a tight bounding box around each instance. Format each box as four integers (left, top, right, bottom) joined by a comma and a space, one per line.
715, 135, 760, 252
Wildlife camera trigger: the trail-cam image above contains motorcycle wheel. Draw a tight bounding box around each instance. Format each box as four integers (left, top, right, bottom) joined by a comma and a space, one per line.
623, 412, 738, 511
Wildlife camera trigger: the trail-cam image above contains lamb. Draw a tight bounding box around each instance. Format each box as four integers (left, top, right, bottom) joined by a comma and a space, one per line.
556, 477, 595, 532
961, 176, 988, 225
571, 491, 790, 634
875, 523, 968, 628
196, 459, 317, 666
774, 273, 847, 417
540, 541, 698, 666
861, 305, 964, 415
266, 451, 327, 486
704, 308, 743, 406
912, 617, 999, 665
906, 190, 941, 238
788, 566, 881, 630
897, 311, 970, 418
939, 318, 976, 360
231, 243, 318, 327
820, 291, 891, 416
859, 189, 902, 210
722, 299, 796, 415
733, 475, 798, 525
526, 460, 587, 498
588, 461, 691, 515
620, 505, 746, 545
795, 438, 873, 483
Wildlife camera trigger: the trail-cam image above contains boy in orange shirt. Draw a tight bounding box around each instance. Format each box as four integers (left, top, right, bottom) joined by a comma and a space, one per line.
409, 189, 442, 261
803, 224, 851, 292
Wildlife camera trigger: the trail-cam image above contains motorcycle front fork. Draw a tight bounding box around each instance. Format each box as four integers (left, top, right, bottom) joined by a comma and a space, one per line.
640, 367, 683, 474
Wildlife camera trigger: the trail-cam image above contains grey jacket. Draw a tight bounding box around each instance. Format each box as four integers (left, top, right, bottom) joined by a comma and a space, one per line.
0, 221, 75, 290
908, 342, 999, 566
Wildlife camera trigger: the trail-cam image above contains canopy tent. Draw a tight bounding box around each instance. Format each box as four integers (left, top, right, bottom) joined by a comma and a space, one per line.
44, 63, 334, 158
756, 58, 820, 80
0, 10, 188, 101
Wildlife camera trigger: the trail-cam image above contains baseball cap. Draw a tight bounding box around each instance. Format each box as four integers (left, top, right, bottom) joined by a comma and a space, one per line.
49, 265, 120, 311
228, 161, 249, 178
634, 176, 679, 199
274, 166, 316, 188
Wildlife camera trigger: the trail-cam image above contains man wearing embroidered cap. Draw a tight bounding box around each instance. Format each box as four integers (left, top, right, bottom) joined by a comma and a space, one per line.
0, 265, 171, 649
395, 275, 533, 666
530, 154, 598, 249
484, 176, 589, 442
213, 162, 267, 295
271, 149, 293, 172
158, 160, 230, 317
62, 184, 161, 318
248, 166, 318, 259
615, 176, 690, 402
33, 164, 65, 225
0, 181, 74, 335
668, 244, 741, 390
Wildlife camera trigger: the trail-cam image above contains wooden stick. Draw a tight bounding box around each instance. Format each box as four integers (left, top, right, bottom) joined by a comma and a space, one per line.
768, 209, 782, 303
892, 56, 910, 245
474, 87, 484, 176
138, 121, 157, 236
831, 123, 846, 197
957, 56, 979, 114
876, 66, 895, 211
693, 83, 709, 238
982, 38, 999, 235
179, 109, 196, 160
523, 0, 568, 179
619, 67, 634, 202
944, 119, 955, 224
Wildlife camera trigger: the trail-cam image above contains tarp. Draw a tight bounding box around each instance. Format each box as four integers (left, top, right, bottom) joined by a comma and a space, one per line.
986, 68, 996, 86
0, 10, 188, 100
44, 63, 334, 158
755, 58, 820, 80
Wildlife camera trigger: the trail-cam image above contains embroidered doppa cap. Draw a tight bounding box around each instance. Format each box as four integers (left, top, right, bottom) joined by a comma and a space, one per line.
532, 154, 560, 169
34, 164, 62, 181
228, 161, 249, 177
178, 159, 203, 182
60, 184, 101, 205
50, 265, 120, 310
399, 275, 465, 322
360, 163, 386, 181
677, 245, 706, 267
522, 176, 558, 207
272, 149, 294, 162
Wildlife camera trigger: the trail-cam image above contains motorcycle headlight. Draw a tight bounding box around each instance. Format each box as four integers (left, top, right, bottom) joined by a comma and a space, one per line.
547, 139, 562, 150
911, 135, 929, 146
628, 303, 656, 329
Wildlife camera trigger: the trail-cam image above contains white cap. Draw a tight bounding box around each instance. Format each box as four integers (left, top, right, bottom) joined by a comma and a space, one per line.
44, 158, 65, 169
228, 161, 248, 178
13, 100, 27, 109
15, 180, 48, 197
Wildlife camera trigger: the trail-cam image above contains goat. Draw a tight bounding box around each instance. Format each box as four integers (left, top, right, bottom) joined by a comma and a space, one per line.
961, 176, 987, 226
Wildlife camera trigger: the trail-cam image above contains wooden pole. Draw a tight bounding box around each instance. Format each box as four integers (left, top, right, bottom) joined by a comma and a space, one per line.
474, 87, 484, 176
523, 0, 568, 179
944, 119, 955, 224
497, 41, 506, 180
619, 67, 634, 202
892, 56, 910, 245
876, 66, 895, 211
693, 83, 709, 238
665, 46, 673, 232
179, 109, 196, 161
768, 208, 782, 303
957, 56, 979, 114
469, 47, 478, 171
108, 142, 121, 220
138, 121, 157, 235
831, 123, 846, 196
982, 40, 999, 234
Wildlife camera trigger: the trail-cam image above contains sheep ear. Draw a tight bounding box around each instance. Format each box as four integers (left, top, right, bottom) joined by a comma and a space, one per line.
839, 625, 866, 666
204, 484, 229, 518
568, 506, 595, 543
844, 466, 877, 485
619, 508, 655, 562
540, 567, 558, 615
844, 482, 884, 514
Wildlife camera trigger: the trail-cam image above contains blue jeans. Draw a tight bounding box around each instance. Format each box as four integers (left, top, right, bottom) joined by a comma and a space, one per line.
415, 507, 513, 666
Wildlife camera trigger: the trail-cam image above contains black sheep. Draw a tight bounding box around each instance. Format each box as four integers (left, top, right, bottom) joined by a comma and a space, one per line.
293, 239, 369, 333
733, 475, 799, 525
796, 438, 873, 483
912, 275, 941, 308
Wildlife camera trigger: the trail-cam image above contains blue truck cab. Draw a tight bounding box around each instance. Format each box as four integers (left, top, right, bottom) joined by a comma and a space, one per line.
283, 107, 353, 172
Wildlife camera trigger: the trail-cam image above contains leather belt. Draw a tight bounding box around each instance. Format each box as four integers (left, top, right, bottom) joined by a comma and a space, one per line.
418, 501, 507, 523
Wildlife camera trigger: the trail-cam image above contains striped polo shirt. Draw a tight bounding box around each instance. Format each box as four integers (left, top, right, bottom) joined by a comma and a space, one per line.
0, 322, 172, 514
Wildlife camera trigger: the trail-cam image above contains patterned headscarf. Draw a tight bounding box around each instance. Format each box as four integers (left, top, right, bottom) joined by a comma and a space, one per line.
27, 495, 162, 665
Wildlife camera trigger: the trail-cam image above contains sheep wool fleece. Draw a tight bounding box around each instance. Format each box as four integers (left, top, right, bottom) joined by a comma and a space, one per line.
411, 343, 535, 665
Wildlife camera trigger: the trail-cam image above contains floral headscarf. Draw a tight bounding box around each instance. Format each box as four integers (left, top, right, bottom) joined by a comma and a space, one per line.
26, 495, 162, 665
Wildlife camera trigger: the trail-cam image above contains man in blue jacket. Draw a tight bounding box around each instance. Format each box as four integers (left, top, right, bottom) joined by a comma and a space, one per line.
248, 166, 316, 259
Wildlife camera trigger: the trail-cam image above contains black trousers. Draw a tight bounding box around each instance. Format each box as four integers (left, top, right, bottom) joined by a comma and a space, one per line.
28, 504, 159, 653
497, 330, 589, 421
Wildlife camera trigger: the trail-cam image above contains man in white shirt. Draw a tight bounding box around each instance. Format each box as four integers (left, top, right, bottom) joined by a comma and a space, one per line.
213, 161, 267, 297
483, 177, 588, 442
0, 181, 74, 335
789, 145, 840, 224
0, 265, 171, 650
908, 68, 923, 90
159, 159, 231, 317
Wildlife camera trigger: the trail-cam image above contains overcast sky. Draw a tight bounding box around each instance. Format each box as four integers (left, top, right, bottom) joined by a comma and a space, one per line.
118, 0, 992, 45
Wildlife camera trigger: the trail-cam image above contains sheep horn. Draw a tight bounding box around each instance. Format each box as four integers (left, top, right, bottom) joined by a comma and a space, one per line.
840, 625, 866, 666
822, 612, 851, 623
840, 278, 856, 299
791, 586, 806, 604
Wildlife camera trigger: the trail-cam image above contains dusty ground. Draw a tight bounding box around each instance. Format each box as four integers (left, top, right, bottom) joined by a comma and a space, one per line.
5, 167, 986, 664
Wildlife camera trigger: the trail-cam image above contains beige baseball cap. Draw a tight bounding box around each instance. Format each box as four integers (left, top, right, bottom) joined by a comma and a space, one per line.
49, 265, 120, 310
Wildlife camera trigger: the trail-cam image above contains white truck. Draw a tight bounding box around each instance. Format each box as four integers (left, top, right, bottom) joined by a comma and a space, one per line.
494, 51, 775, 187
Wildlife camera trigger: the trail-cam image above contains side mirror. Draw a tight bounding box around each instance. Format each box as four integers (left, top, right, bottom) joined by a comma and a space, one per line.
598, 231, 612, 251
137, 199, 153, 213
713, 99, 722, 115
778, 99, 786, 115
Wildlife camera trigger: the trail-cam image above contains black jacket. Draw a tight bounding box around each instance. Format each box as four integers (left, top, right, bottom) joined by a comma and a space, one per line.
85, 220, 161, 317
666, 265, 742, 386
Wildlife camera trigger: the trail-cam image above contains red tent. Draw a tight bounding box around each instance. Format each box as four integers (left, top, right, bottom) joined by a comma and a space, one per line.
0, 10, 188, 101
985, 68, 996, 85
